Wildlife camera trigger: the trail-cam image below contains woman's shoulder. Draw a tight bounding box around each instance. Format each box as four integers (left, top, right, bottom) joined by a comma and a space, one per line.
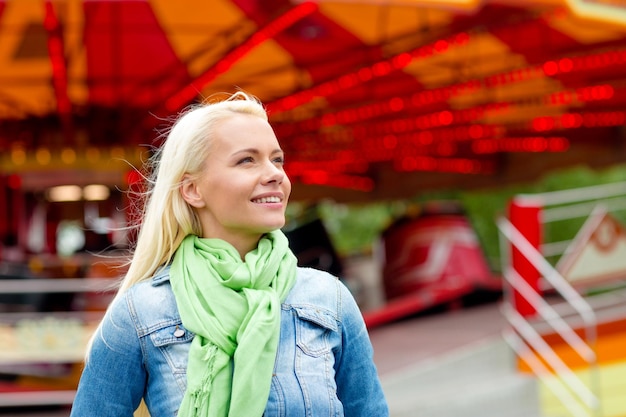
119, 267, 182, 334
286, 267, 345, 312
294, 266, 338, 285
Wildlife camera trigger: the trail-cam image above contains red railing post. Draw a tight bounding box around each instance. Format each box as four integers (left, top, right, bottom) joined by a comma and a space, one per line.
509, 196, 542, 317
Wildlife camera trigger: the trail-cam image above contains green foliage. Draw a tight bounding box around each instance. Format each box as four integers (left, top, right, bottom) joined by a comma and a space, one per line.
316, 201, 397, 256
458, 190, 513, 270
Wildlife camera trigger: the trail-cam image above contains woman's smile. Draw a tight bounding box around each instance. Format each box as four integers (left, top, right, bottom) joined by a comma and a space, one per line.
182, 112, 291, 256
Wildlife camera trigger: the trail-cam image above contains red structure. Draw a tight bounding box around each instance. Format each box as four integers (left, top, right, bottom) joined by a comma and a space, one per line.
364, 205, 501, 328
508, 196, 543, 318
1, 0, 626, 204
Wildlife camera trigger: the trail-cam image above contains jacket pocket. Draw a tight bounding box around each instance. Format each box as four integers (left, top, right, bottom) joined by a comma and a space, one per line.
294, 307, 337, 357
150, 323, 194, 372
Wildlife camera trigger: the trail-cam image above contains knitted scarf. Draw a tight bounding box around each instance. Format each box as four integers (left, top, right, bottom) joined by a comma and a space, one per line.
170, 230, 297, 417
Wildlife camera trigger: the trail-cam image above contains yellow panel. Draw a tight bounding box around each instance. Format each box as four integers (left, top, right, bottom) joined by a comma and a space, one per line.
323, 0, 626, 26
545, 7, 626, 43
0, 0, 54, 117
403, 33, 531, 88
565, 0, 626, 26
450, 78, 564, 108
151, 0, 251, 76
320, 3, 453, 45
540, 361, 626, 417
204, 40, 312, 102
321, 0, 482, 13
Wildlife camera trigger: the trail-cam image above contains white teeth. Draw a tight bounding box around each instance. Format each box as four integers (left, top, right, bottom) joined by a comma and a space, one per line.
253, 196, 281, 203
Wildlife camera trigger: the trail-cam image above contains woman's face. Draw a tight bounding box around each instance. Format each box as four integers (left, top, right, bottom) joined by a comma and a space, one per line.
182, 113, 291, 254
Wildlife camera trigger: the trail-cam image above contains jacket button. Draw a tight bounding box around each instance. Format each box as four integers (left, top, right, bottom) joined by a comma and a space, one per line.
174, 327, 185, 338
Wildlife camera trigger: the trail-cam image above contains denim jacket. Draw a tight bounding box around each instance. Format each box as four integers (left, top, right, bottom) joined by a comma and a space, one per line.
70, 266, 389, 417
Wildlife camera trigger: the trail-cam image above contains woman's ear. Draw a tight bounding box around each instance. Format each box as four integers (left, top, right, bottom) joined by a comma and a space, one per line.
180, 174, 206, 208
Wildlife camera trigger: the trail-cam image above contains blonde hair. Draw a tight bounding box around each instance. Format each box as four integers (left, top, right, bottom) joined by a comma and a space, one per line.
86, 92, 267, 417
120, 91, 267, 293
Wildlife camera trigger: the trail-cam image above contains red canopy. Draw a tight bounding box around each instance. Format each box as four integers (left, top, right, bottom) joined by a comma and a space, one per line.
1, 0, 626, 201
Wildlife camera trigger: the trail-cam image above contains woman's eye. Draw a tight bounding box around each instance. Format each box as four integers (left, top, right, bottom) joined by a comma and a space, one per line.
273, 156, 285, 165
237, 156, 254, 164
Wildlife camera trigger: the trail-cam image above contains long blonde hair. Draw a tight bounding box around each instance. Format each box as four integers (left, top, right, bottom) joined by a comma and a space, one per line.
87, 93, 268, 417
120, 91, 268, 292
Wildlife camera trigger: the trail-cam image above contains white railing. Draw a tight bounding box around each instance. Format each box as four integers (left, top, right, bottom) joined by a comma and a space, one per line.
498, 217, 601, 417
494, 182, 626, 417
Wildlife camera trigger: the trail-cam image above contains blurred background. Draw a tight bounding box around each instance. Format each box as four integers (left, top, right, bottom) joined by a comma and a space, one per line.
0, 0, 625, 416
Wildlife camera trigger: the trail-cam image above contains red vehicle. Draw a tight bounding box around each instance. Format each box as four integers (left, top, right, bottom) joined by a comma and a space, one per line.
365, 203, 502, 328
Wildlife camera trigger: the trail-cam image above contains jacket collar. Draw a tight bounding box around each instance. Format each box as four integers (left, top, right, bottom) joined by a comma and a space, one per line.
151, 265, 171, 286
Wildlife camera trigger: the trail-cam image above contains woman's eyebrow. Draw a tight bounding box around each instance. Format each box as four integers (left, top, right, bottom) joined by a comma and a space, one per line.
232, 148, 284, 156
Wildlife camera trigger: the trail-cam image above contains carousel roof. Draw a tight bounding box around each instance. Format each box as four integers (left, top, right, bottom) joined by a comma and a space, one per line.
1, 0, 626, 201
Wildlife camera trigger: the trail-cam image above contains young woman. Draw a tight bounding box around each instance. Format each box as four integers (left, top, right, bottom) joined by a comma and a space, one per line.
70, 92, 389, 416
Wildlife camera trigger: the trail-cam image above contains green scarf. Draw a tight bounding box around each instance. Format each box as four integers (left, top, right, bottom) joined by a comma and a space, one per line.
170, 230, 297, 417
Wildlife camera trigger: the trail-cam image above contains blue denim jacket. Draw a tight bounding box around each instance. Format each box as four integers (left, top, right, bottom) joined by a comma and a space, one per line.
70, 266, 389, 416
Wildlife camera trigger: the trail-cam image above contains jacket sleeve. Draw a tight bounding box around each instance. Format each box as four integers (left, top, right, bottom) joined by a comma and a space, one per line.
334, 280, 390, 416
70, 292, 147, 417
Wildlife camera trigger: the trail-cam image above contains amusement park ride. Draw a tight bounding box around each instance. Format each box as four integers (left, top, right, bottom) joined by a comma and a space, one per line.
1, 0, 626, 200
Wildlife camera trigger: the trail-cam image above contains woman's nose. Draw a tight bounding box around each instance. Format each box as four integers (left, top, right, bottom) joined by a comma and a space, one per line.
263, 162, 285, 184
